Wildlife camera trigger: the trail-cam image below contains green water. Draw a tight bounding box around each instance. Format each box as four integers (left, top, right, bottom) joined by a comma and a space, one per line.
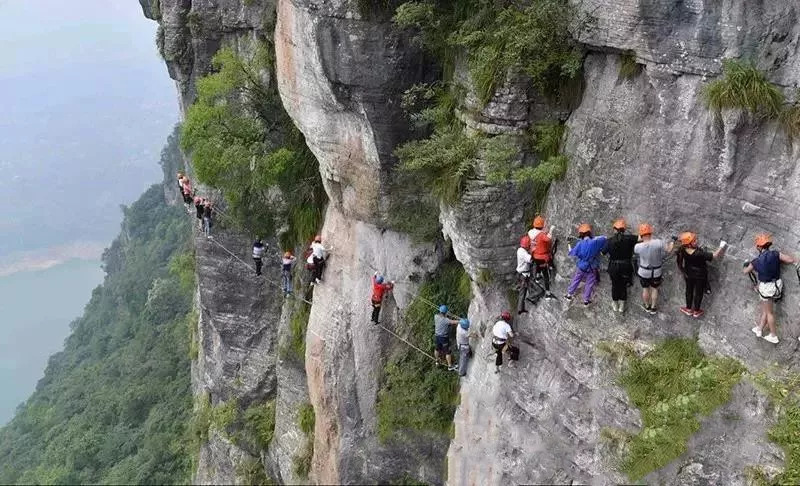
0, 259, 104, 424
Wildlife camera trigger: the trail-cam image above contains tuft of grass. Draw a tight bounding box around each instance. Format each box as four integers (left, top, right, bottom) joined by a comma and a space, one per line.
186, 310, 199, 360
235, 457, 274, 485
703, 59, 784, 118
243, 400, 277, 450
292, 437, 314, 479
618, 50, 642, 80
779, 103, 800, 140
288, 302, 311, 362
476, 268, 492, 285
376, 261, 471, 442
750, 369, 800, 485
297, 402, 315, 436
615, 338, 744, 481
211, 399, 238, 433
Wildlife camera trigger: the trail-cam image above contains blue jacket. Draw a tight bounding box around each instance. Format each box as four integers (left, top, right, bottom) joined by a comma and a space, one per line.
569, 236, 608, 272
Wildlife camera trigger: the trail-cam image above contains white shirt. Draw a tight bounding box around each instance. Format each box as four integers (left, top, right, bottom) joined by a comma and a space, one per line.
311, 241, 326, 259
492, 320, 513, 341
456, 326, 470, 347
516, 247, 532, 275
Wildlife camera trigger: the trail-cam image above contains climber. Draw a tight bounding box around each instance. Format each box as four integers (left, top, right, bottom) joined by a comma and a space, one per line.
252, 238, 266, 276
310, 235, 327, 285
181, 176, 193, 206
743, 234, 797, 344
516, 234, 534, 314
177, 172, 185, 196
456, 318, 478, 377
194, 196, 205, 229
565, 223, 607, 306
676, 232, 727, 319
202, 200, 213, 239
433, 305, 460, 371
281, 251, 296, 295
633, 223, 673, 314
602, 219, 638, 313
491, 311, 518, 373
370, 272, 394, 325
528, 215, 556, 300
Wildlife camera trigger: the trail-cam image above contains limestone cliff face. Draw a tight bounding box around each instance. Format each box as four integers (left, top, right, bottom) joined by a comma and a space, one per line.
143, 0, 800, 484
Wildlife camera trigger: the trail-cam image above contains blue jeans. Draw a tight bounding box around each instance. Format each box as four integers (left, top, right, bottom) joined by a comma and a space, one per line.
203, 217, 211, 236
282, 270, 292, 293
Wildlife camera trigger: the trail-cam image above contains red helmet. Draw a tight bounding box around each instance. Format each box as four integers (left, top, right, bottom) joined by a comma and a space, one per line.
532, 216, 545, 229
520, 234, 531, 249
500, 311, 512, 321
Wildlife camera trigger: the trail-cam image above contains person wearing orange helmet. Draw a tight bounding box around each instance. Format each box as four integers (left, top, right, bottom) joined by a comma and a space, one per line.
743, 234, 797, 344
527, 215, 556, 300
676, 232, 727, 319
281, 250, 296, 295
602, 218, 638, 313
633, 223, 674, 314
310, 234, 327, 285
370, 272, 395, 325
566, 223, 607, 306
516, 234, 534, 314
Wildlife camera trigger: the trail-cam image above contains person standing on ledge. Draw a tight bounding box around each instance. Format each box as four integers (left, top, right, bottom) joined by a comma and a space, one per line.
202, 200, 213, 239
370, 272, 394, 325
566, 223, 607, 306
743, 234, 796, 344
310, 235, 327, 285
633, 223, 673, 314
252, 238, 266, 276
433, 305, 460, 371
676, 232, 726, 320
603, 219, 637, 313
491, 311, 517, 373
281, 251, 296, 296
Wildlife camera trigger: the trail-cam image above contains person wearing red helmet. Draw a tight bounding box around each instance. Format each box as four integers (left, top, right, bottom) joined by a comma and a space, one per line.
633, 223, 674, 314
310, 235, 327, 285
676, 232, 727, 319
370, 272, 395, 325
491, 311, 517, 373
743, 234, 797, 344
516, 234, 534, 314
602, 219, 638, 313
566, 223, 607, 306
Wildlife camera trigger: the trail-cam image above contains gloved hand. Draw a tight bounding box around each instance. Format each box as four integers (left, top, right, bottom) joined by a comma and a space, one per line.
549, 225, 556, 235
671, 235, 679, 242
743, 260, 750, 268
720, 240, 728, 248
374, 271, 378, 277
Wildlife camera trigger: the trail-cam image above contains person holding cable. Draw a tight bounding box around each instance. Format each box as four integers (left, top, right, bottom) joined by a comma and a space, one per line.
433, 305, 460, 371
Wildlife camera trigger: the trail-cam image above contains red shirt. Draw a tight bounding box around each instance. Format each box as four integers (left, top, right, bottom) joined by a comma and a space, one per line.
372, 276, 393, 301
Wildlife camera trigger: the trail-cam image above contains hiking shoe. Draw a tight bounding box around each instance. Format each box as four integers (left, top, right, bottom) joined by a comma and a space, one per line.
692, 309, 704, 318
495, 365, 502, 374
764, 334, 779, 344
545, 292, 556, 299
583, 301, 592, 307
517, 309, 528, 315
564, 294, 573, 301
680, 307, 693, 316
448, 365, 458, 371
752, 326, 763, 337
647, 307, 657, 315
315, 278, 322, 285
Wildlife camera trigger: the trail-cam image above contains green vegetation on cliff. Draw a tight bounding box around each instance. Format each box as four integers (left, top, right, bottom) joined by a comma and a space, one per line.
377, 261, 470, 442
0, 181, 194, 484
603, 338, 744, 481
704, 59, 784, 118
181, 45, 326, 248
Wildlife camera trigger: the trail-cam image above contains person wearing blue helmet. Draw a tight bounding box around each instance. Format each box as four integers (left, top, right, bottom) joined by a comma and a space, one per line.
456, 318, 477, 376
370, 272, 394, 324
434, 305, 460, 371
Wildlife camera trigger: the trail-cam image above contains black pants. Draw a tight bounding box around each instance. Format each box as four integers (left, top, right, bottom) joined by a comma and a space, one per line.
608, 262, 633, 301
493, 341, 506, 366
312, 256, 325, 281
685, 277, 706, 310
517, 275, 530, 314
371, 300, 381, 323
254, 258, 262, 275
532, 260, 550, 291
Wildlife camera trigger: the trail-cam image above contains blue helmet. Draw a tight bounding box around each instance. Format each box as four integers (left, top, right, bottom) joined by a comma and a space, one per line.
438, 304, 448, 314
459, 318, 470, 330
376, 276, 384, 284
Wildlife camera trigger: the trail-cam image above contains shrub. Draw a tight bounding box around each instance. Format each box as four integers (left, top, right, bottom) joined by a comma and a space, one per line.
703, 59, 784, 118
779, 103, 800, 140
235, 457, 273, 485
618, 50, 642, 80
243, 400, 277, 450
297, 402, 315, 435
288, 302, 311, 362
615, 338, 744, 481
376, 261, 470, 442
292, 437, 314, 479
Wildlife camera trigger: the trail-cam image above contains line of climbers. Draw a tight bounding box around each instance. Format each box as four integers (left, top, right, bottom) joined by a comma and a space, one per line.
516, 215, 800, 344
177, 172, 214, 239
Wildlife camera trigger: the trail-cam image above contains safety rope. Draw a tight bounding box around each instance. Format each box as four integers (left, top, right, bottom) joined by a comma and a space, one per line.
377, 323, 436, 361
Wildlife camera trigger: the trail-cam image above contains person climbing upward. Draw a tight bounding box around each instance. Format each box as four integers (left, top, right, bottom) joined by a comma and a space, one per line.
202, 201, 213, 239
181, 177, 193, 206
676, 232, 726, 319
433, 305, 460, 371
252, 238, 266, 276
528, 215, 556, 300
602, 219, 638, 313
566, 223, 607, 306
743, 234, 797, 344
282, 251, 296, 295
194, 196, 205, 229
516, 234, 534, 314
456, 318, 478, 377
310, 235, 327, 285
370, 272, 394, 325
491, 311, 517, 373
633, 223, 674, 314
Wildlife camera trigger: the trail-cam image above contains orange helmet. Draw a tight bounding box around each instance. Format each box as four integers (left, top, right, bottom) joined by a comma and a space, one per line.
520, 234, 531, 249
314, 235, 322, 242
532, 216, 545, 229
577, 223, 592, 234
613, 219, 626, 230
284, 251, 293, 258
679, 232, 697, 246
755, 233, 772, 248
638, 223, 653, 237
